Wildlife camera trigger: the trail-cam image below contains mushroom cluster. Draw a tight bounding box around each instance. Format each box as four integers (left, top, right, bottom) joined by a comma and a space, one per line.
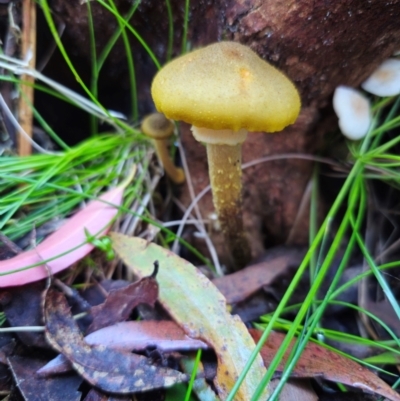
333, 56, 400, 141
151, 41, 301, 271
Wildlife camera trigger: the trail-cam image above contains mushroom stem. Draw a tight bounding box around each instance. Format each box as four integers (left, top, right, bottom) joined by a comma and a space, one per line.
206, 143, 251, 270
153, 139, 185, 184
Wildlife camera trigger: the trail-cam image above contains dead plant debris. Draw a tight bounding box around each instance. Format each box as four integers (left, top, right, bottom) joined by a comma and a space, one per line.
43, 287, 189, 394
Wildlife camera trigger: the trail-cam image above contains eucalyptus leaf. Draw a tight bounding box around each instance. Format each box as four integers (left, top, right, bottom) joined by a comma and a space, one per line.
110, 233, 268, 401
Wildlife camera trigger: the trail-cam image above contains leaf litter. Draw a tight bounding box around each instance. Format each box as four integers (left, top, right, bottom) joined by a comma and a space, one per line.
86, 263, 159, 334
83, 388, 132, 401
110, 232, 269, 401
8, 356, 82, 401
43, 287, 190, 394
250, 329, 400, 401
38, 320, 209, 377
109, 233, 400, 401
213, 246, 305, 304
0, 281, 48, 348
1, 199, 399, 399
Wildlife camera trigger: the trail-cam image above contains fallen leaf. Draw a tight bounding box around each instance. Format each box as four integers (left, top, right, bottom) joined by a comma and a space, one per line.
180, 355, 220, 401
0, 282, 48, 348
270, 379, 318, 401
0, 185, 125, 287
8, 356, 82, 401
110, 233, 268, 401
250, 329, 400, 401
84, 388, 131, 401
365, 299, 400, 337
213, 247, 304, 304
87, 272, 159, 333
44, 288, 189, 394
38, 320, 209, 377
85, 320, 210, 351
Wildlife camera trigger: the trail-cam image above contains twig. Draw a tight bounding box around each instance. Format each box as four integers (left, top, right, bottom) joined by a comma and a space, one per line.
18, 0, 36, 156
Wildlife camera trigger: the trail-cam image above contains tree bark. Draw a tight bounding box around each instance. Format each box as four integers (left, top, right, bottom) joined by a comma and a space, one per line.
46, 0, 400, 264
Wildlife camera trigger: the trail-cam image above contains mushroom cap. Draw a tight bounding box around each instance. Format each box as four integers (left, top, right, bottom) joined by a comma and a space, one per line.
361, 58, 400, 97
141, 112, 175, 140
333, 86, 371, 140
151, 41, 301, 133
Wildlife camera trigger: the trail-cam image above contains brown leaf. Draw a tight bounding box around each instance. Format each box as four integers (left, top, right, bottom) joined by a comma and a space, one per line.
38, 320, 209, 377
44, 288, 189, 394
87, 272, 159, 334
213, 248, 304, 304
250, 329, 400, 401
8, 356, 82, 401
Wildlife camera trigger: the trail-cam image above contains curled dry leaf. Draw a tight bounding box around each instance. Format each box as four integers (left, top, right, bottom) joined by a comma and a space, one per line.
0, 185, 125, 287
38, 320, 209, 377
87, 272, 159, 334
250, 329, 400, 401
43, 288, 189, 394
110, 233, 268, 401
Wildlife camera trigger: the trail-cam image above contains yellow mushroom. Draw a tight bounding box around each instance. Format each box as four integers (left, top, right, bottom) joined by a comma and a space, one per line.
141, 112, 185, 184
151, 41, 301, 270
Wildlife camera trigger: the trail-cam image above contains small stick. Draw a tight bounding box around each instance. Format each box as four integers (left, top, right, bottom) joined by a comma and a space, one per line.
18, 0, 36, 156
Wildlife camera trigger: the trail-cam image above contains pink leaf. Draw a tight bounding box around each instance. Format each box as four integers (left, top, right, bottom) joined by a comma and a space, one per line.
0, 186, 124, 287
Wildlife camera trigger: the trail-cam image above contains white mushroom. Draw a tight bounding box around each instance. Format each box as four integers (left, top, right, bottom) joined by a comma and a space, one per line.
361, 58, 400, 97
333, 86, 371, 140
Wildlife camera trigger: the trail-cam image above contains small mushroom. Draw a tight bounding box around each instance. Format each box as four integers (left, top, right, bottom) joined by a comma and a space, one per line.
361, 58, 400, 97
141, 112, 185, 184
151, 41, 300, 270
333, 86, 371, 140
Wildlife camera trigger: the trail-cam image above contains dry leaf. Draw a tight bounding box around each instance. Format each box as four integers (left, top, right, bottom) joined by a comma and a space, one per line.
83, 388, 131, 401
38, 320, 209, 377
8, 356, 82, 401
250, 329, 400, 401
110, 233, 268, 401
213, 248, 304, 304
0, 282, 48, 348
87, 272, 159, 333
270, 379, 318, 401
44, 288, 189, 394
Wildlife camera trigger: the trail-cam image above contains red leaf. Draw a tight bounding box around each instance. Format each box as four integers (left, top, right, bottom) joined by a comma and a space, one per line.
250, 329, 400, 401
